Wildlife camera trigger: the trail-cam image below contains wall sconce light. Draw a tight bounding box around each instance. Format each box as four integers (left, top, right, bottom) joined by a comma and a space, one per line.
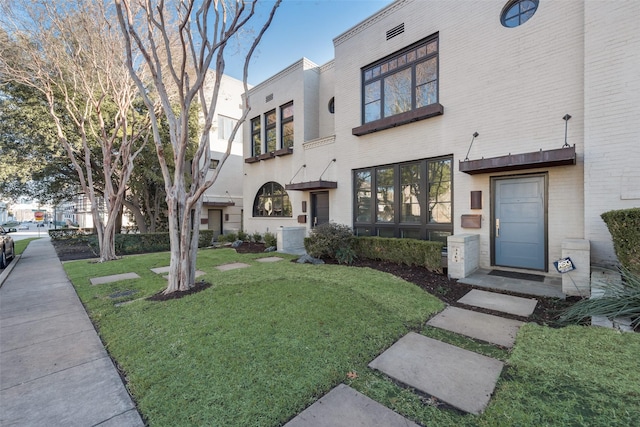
301, 201, 307, 213
471, 191, 482, 209
224, 214, 229, 221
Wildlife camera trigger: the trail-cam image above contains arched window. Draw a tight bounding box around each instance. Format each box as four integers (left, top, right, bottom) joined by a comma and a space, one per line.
253, 182, 292, 217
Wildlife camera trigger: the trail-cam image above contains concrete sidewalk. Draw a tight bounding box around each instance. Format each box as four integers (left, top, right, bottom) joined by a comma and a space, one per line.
0, 237, 143, 427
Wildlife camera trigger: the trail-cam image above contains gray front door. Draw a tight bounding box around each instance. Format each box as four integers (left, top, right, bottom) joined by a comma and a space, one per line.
311, 192, 330, 227
492, 175, 546, 270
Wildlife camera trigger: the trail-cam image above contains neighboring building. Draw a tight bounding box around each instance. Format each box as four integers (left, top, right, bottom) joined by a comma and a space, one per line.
243, 0, 639, 285
199, 73, 246, 239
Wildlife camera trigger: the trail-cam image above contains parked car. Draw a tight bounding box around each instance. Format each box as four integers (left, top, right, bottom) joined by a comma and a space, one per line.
0, 225, 16, 269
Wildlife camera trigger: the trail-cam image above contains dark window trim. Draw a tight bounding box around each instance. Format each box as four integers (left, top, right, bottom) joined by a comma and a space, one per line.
265, 109, 277, 153
280, 101, 294, 149
353, 103, 444, 136
253, 181, 292, 217
250, 116, 261, 156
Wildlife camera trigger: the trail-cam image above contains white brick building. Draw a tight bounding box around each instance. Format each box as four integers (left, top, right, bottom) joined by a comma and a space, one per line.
199, 73, 246, 238
242, 0, 639, 280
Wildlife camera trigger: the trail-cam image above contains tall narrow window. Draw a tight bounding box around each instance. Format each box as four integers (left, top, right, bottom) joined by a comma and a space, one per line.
428, 159, 452, 224
280, 102, 294, 149
265, 110, 276, 153
376, 168, 395, 223
251, 116, 261, 156
400, 163, 421, 223
355, 170, 372, 222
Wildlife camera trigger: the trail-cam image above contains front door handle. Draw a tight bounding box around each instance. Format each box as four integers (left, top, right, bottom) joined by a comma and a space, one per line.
496, 218, 500, 238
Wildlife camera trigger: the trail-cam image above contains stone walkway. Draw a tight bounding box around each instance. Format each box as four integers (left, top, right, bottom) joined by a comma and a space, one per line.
287, 287, 539, 425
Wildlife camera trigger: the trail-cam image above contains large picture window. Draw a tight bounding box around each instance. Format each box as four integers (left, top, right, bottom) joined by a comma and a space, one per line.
353, 157, 452, 246
253, 182, 292, 217
362, 36, 438, 124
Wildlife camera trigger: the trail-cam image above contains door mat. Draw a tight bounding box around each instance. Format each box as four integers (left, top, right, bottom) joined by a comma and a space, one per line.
488, 270, 545, 282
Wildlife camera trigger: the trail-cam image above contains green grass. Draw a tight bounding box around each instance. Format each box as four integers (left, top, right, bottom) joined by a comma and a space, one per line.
66, 248, 443, 426
14, 238, 40, 255
65, 249, 640, 427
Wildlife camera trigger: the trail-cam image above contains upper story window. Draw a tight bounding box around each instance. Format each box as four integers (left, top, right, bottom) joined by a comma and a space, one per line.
253, 182, 292, 217
218, 115, 238, 141
265, 110, 277, 152
251, 116, 261, 156
209, 159, 219, 169
280, 102, 294, 149
362, 35, 438, 124
501, 0, 539, 28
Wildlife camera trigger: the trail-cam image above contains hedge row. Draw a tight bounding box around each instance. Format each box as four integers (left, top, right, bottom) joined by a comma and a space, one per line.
352, 236, 443, 273
601, 208, 640, 274
49, 229, 93, 240
50, 229, 216, 256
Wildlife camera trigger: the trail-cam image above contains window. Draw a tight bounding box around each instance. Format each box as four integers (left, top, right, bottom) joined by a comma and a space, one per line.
218, 115, 237, 141
251, 116, 261, 156
353, 157, 452, 244
281, 102, 294, 149
501, 0, 539, 28
328, 97, 335, 114
362, 36, 439, 124
209, 159, 219, 169
253, 182, 292, 217
265, 110, 276, 153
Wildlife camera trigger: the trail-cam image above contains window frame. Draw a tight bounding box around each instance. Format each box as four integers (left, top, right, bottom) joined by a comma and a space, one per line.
500, 0, 539, 28
353, 156, 453, 246
280, 101, 294, 149
253, 182, 292, 217
265, 109, 277, 153
360, 35, 440, 128
250, 116, 261, 156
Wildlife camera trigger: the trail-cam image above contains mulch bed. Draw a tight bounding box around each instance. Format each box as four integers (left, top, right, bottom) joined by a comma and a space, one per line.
52, 239, 576, 324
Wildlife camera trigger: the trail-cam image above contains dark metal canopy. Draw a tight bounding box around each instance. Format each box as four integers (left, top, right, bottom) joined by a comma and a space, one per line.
459, 145, 576, 175
202, 201, 235, 207
285, 180, 338, 191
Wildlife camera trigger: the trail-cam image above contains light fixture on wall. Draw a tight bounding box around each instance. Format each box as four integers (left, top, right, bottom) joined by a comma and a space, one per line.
464, 132, 479, 161
562, 114, 571, 148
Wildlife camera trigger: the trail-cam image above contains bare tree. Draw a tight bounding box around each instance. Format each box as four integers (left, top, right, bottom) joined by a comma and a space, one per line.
115, 0, 281, 294
0, 0, 149, 261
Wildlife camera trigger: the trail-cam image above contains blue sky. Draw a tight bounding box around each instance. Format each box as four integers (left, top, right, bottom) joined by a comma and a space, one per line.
224, 0, 393, 85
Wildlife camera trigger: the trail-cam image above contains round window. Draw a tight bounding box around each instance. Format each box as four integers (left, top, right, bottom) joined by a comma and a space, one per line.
501, 0, 539, 28
328, 97, 335, 114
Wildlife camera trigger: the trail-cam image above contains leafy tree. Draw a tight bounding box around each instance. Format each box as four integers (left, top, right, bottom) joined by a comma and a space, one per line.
0, 0, 150, 261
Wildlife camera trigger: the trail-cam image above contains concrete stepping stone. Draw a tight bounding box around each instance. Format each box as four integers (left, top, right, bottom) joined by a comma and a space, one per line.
369, 332, 503, 415
90, 273, 140, 286
151, 266, 206, 279
284, 383, 420, 427
458, 289, 537, 317
427, 306, 523, 348
256, 256, 284, 263
215, 262, 251, 271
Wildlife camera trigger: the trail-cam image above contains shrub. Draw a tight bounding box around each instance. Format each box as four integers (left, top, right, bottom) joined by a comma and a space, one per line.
251, 232, 262, 243
224, 232, 237, 243
304, 223, 355, 263
352, 236, 443, 273
601, 208, 640, 275
237, 230, 249, 242
263, 231, 277, 248
560, 267, 640, 328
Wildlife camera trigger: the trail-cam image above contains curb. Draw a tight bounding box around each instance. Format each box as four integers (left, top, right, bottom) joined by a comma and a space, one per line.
0, 254, 21, 289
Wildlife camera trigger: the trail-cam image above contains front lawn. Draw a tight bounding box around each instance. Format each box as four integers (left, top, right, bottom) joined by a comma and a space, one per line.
65, 249, 640, 426
66, 248, 444, 426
